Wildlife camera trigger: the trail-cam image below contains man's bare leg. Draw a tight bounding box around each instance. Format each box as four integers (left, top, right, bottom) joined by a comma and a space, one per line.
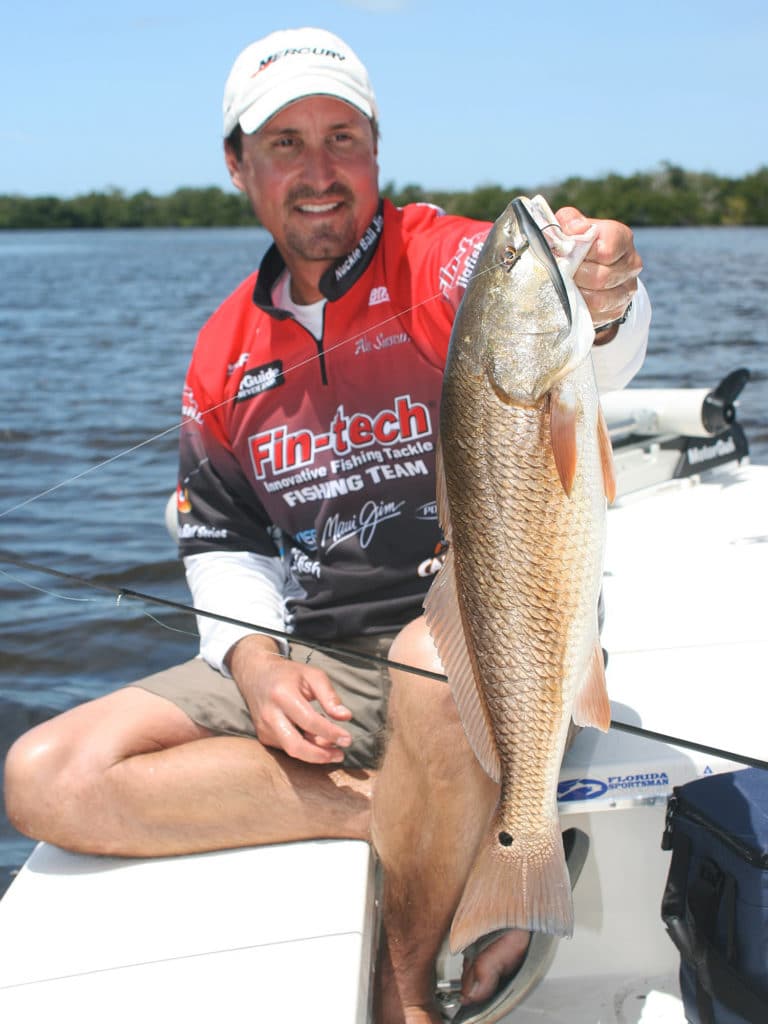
6, 646, 533, 1019
4, 687, 371, 856
372, 617, 508, 1024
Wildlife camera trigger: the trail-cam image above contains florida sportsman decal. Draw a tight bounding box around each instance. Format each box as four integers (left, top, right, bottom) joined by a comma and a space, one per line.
249, 394, 432, 480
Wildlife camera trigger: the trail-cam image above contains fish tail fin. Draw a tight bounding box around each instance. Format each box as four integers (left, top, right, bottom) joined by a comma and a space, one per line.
449, 821, 573, 954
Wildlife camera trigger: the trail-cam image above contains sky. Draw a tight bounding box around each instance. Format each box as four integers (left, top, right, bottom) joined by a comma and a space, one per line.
2, 0, 765, 198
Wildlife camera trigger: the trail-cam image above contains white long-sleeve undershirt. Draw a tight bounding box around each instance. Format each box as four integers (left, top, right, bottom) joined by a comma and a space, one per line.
184, 550, 288, 675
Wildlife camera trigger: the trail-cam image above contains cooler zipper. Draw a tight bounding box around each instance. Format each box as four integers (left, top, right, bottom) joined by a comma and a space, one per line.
663, 794, 768, 868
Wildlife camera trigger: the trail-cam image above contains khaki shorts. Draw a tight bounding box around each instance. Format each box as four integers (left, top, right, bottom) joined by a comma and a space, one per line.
131, 634, 398, 770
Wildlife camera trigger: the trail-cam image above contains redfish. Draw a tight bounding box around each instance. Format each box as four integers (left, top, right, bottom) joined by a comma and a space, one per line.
425, 196, 615, 952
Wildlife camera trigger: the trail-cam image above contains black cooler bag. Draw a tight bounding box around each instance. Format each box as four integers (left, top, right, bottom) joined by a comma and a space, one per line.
661, 768, 768, 1024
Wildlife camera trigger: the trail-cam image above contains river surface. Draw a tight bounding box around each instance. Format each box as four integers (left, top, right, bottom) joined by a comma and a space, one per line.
1, 225, 766, 895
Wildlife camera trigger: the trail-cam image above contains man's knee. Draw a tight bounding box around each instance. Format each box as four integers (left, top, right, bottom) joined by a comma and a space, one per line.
4, 721, 71, 837
390, 616, 443, 677
4, 686, 204, 840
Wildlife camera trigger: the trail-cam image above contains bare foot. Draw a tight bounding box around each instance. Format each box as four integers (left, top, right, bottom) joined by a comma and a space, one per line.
460, 929, 530, 1005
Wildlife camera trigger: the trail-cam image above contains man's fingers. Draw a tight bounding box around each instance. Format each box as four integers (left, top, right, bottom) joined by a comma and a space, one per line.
556, 208, 642, 325
556, 205, 642, 276
233, 653, 354, 764
579, 283, 638, 322
555, 206, 589, 234
276, 685, 353, 747
264, 709, 348, 764
573, 252, 641, 293
305, 671, 354, 721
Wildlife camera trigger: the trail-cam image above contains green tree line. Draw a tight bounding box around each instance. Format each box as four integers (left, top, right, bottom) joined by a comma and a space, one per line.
1, 164, 766, 229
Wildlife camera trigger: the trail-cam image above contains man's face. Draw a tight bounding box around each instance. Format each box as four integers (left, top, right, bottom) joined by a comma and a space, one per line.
226, 96, 379, 290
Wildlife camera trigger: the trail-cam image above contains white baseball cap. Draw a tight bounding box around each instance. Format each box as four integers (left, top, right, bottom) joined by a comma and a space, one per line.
223, 28, 378, 137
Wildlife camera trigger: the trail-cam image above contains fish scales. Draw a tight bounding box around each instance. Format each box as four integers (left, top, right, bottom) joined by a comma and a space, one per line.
441, 362, 603, 822
425, 196, 612, 953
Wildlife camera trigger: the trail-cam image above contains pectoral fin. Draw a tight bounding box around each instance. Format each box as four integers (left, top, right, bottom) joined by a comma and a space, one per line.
550, 390, 579, 496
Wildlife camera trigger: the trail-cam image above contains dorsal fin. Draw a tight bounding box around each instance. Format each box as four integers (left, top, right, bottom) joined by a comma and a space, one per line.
424, 443, 501, 782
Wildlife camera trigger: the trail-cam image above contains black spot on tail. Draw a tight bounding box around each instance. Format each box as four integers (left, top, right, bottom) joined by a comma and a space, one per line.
498, 831, 514, 847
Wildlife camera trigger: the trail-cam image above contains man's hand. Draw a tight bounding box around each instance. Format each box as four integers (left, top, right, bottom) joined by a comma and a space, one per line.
556, 206, 642, 337
226, 635, 353, 764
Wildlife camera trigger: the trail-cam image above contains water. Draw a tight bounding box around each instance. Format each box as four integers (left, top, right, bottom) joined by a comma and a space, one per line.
1, 225, 766, 895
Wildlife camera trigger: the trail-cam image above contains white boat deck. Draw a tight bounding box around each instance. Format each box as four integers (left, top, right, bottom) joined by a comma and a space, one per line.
2, 459, 765, 1022
0, 839, 378, 1023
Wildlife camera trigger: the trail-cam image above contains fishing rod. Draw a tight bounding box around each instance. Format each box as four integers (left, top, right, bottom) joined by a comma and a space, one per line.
2, 550, 765, 773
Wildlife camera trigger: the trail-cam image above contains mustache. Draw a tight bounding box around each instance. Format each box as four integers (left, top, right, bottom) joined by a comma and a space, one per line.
286, 184, 354, 205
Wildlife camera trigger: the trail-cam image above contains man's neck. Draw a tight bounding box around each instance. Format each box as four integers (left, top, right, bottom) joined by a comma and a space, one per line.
286, 262, 331, 305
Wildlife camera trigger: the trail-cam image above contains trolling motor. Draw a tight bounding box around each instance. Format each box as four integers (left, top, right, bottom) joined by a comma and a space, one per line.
701, 368, 751, 434
601, 368, 751, 440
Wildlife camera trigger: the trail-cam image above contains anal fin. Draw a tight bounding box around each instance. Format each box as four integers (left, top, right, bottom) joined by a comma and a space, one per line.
572, 641, 611, 731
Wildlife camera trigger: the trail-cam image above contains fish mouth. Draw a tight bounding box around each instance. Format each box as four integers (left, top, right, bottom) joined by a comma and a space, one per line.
510, 197, 572, 334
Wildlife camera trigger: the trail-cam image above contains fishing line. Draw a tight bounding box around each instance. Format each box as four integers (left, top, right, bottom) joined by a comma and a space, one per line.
0, 550, 448, 683
2, 550, 766, 773
139, 608, 200, 639
0, 255, 502, 522
0, 427, 183, 521
0, 565, 99, 603
7, 235, 760, 772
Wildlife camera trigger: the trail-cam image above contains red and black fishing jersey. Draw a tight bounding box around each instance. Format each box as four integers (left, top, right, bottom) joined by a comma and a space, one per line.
177, 200, 490, 640
177, 199, 649, 645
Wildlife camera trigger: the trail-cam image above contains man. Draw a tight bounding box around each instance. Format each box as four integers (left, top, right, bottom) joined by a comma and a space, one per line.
5, 28, 650, 1024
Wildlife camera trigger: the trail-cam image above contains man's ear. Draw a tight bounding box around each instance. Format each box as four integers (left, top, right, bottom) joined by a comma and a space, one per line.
224, 142, 245, 192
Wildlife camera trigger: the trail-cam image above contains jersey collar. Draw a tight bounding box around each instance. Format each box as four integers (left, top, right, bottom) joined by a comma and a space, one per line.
253, 200, 385, 315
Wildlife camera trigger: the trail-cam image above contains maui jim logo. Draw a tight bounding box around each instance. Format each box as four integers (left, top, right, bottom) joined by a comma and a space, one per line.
252, 48, 347, 77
